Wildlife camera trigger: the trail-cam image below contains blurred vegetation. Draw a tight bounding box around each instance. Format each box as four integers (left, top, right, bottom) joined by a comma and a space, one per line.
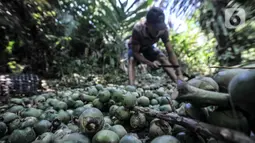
162, 10, 217, 75
199, 0, 255, 66
0, 0, 255, 79
0, 0, 151, 78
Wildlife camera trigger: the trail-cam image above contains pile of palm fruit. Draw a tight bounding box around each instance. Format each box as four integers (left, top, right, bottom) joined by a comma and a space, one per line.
0, 65, 254, 143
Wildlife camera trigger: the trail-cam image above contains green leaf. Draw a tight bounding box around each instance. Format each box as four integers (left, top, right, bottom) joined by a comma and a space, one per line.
99, 2, 120, 25
55, 41, 60, 46
6, 41, 15, 54
95, 16, 117, 33
127, 1, 148, 17
108, 0, 122, 20
126, 23, 136, 33
7, 61, 24, 74
122, 0, 128, 9
123, 11, 147, 27
116, 0, 127, 20
147, 0, 153, 6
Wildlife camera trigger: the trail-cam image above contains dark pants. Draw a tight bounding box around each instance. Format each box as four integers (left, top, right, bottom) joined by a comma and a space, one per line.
128, 45, 164, 64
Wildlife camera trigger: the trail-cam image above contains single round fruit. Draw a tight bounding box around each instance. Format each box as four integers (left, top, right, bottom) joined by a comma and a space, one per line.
229, 70, 255, 104
92, 130, 120, 143
115, 106, 130, 121
109, 124, 127, 138
151, 135, 180, 143
123, 92, 137, 108
79, 108, 104, 135
137, 96, 150, 107
213, 69, 247, 92
149, 119, 172, 138
130, 112, 146, 129
119, 134, 142, 143
98, 89, 111, 103
188, 76, 219, 91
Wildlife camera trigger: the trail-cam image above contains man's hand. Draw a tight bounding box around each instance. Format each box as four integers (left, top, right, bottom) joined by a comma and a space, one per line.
176, 69, 184, 81
177, 75, 184, 81
147, 61, 161, 69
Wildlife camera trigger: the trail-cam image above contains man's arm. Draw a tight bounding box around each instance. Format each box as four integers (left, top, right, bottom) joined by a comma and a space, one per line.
164, 41, 183, 76
132, 44, 152, 65
161, 30, 183, 77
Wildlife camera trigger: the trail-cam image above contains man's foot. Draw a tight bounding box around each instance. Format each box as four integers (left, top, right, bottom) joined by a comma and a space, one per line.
171, 80, 189, 99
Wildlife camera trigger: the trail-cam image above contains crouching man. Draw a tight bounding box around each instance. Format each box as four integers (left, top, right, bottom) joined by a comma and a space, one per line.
127, 7, 184, 85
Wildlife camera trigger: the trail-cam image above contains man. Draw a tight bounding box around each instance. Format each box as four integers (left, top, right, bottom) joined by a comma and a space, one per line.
128, 7, 184, 85
120, 39, 148, 75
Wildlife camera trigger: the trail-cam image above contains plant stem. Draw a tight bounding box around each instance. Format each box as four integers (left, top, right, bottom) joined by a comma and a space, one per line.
176, 82, 230, 107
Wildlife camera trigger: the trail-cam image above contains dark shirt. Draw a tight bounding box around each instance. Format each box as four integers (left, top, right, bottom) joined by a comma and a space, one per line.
128, 20, 170, 52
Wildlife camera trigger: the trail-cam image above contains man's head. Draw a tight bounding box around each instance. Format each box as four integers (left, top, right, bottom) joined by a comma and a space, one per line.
146, 7, 167, 37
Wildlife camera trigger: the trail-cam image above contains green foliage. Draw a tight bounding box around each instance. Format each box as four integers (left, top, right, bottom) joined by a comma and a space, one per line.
7, 61, 24, 74
242, 48, 255, 63
199, 0, 255, 66
90, 0, 151, 69
0, 0, 67, 76
1, 0, 255, 79
168, 0, 203, 19
6, 41, 15, 54
0, 0, 151, 77
158, 10, 218, 75
51, 0, 152, 76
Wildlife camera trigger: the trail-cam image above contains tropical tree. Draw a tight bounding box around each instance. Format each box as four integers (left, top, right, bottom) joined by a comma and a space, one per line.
156, 10, 217, 75
199, 0, 255, 66
0, 0, 152, 76
156, 0, 255, 66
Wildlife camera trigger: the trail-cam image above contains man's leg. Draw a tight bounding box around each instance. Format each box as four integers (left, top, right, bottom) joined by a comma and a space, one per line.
128, 57, 137, 85
127, 47, 137, 85
157, 55, 178, 83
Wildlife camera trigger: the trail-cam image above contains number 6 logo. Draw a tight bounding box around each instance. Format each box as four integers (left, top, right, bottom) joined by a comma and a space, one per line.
225, 8, 246, 29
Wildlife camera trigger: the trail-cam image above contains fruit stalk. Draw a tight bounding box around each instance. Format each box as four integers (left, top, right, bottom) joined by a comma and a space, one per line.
176, 82, 230, 107
134, 106, 255, 143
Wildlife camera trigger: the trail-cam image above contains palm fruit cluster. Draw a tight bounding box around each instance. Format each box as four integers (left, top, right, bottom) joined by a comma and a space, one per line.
0, 68, 253, 143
